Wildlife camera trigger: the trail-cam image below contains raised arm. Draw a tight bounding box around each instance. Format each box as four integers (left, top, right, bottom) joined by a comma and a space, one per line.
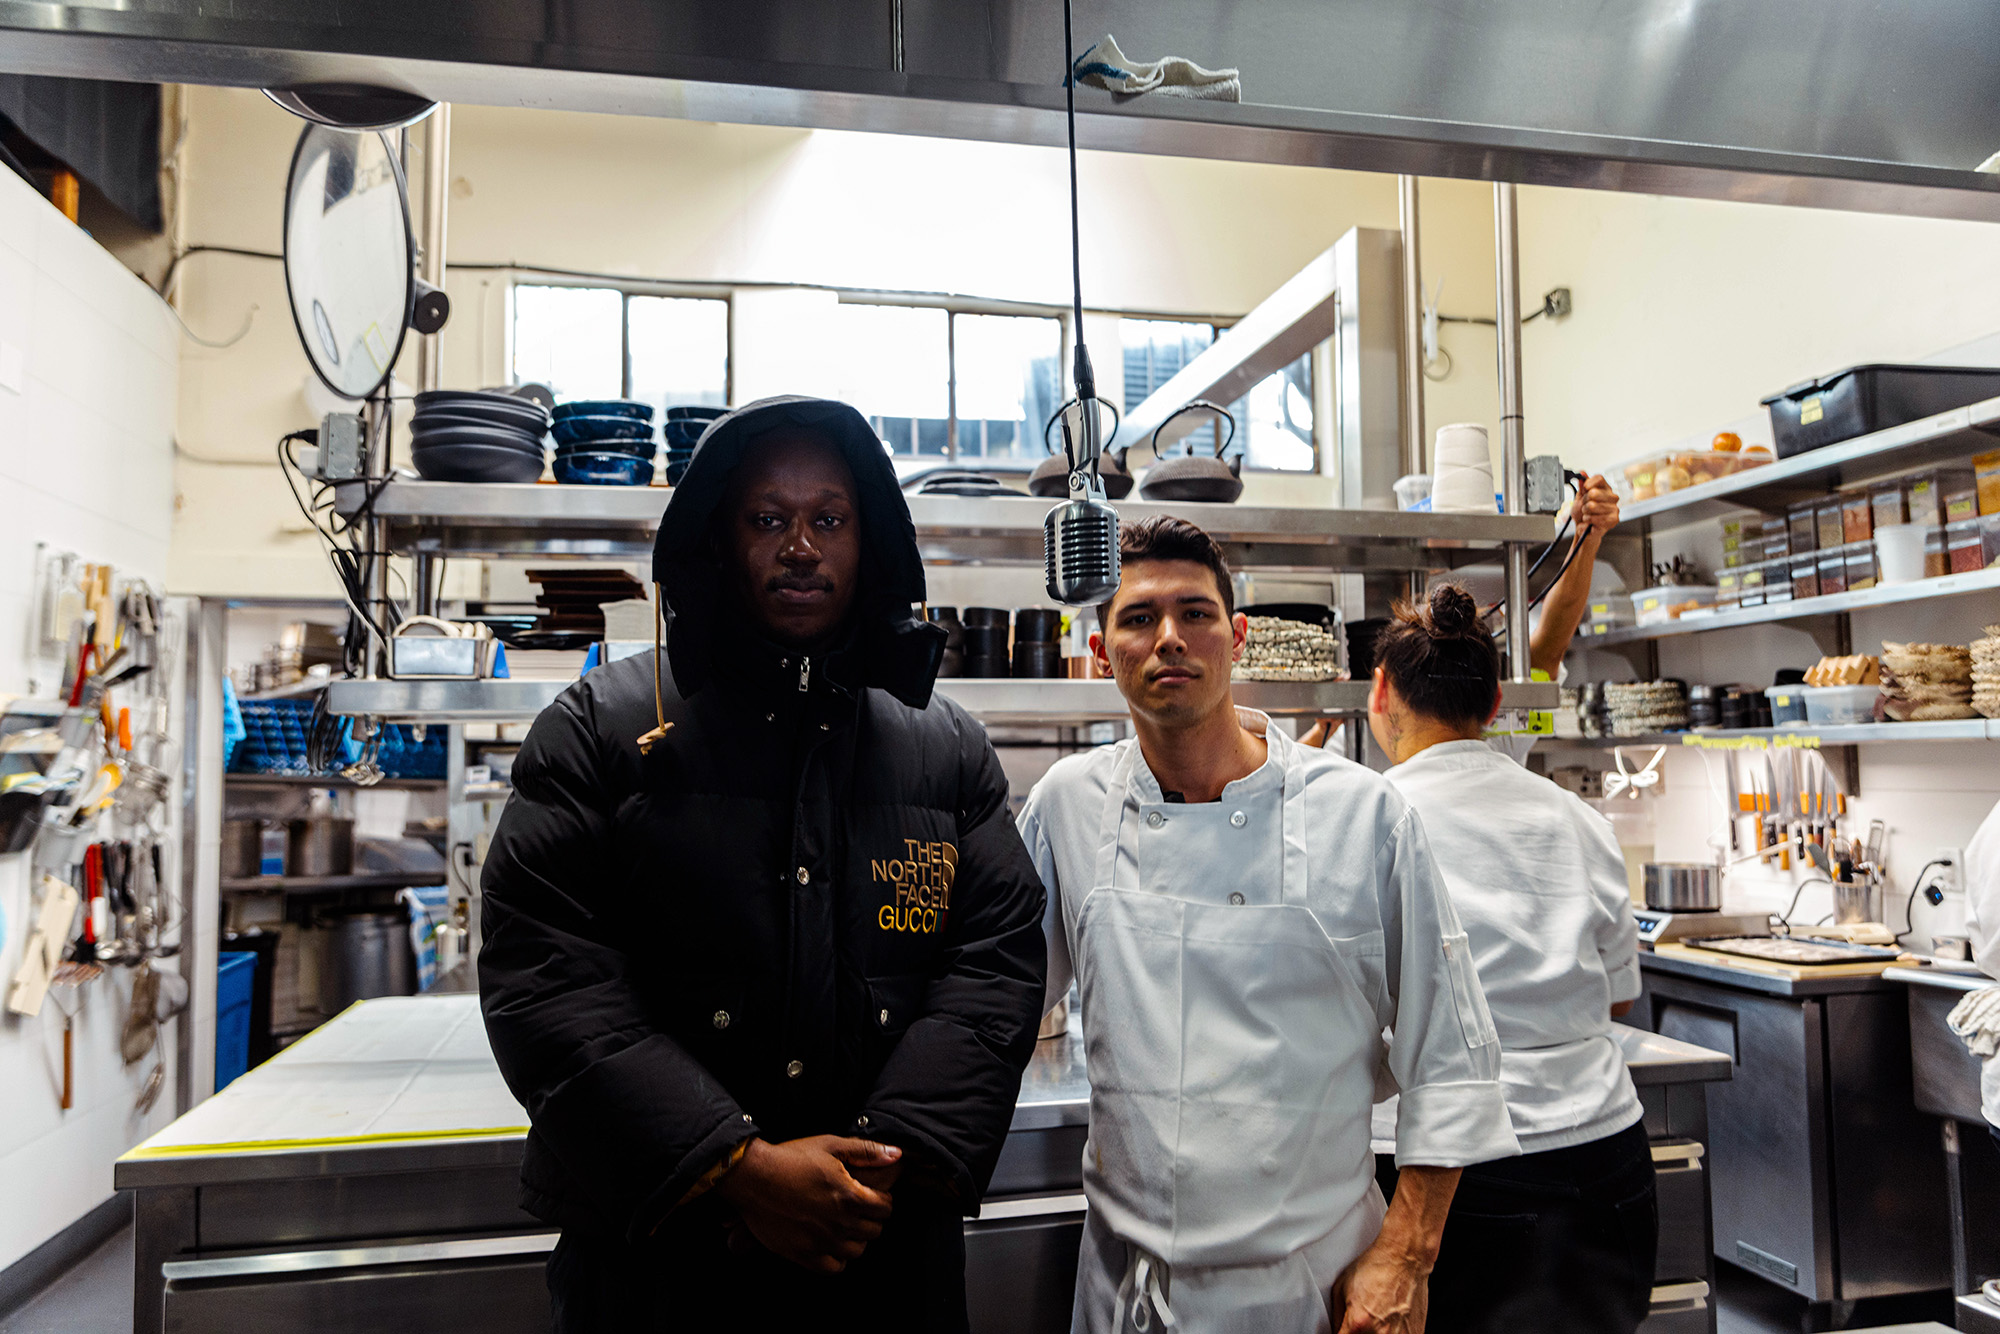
1530, 474, 1619, 678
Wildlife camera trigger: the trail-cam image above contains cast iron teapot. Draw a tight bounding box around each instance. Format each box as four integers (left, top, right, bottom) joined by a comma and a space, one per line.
1138, 401, 1241, 503
1028, 396, 1133, 500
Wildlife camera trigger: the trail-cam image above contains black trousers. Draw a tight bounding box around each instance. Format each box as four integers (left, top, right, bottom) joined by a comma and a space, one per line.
1384, 1119, 1657, 1334
547, 1196, 969, 1334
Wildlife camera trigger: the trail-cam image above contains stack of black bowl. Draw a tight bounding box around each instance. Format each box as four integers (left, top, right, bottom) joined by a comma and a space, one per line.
410, 389, 550, 483
960, 607, 1011, 678
1012, 608, 1063, 678
925, 607, 966, 678
664, 406, 726, 485
551, 400, 656, 486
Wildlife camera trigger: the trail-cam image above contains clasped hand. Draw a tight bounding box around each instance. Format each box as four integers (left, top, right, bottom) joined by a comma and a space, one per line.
716, 1135, 904, 1273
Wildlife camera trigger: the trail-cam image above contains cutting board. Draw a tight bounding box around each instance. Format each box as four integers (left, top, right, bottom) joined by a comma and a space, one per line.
1653, 941, 1906, 981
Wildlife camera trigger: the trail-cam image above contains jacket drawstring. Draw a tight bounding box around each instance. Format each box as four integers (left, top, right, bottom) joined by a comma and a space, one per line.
1122, 1249, 1177, 1331
636, 582, 673, 754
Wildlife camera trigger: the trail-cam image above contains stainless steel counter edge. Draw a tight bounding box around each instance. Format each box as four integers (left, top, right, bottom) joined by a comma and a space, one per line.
1883, 963, 1999, 994
1616, 1023, 1733, 1086
114, 1132, 527, 1190
1639, 945, 1901, 996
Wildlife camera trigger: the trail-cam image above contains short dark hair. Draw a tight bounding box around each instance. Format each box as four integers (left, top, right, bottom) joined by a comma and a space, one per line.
1096, 515, 1235, 625
1374, 583, 1500, 730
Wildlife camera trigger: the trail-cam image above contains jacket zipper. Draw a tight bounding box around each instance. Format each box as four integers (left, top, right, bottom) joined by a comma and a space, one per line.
798, 655, 812, 693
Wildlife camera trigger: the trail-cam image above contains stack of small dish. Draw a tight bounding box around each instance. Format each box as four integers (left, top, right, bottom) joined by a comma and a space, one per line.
410, 389, 550, 483
552, 400, 656, 486
664, 406, 726, 485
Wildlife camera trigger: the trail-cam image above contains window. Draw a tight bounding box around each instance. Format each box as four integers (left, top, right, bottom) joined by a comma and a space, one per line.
1118, 318, 1315, 471
947, 313, 1063, 463
511, 285, 729, 412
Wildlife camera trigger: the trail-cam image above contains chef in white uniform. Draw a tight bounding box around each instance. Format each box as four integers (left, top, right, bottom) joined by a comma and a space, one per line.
1365, 582, 1655, 1333
1019, 516, 1517, 1334
1964, 799, 2000, 1152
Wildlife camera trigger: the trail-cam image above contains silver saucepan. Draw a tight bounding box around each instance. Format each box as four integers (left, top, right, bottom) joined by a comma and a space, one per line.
1644, 862, 1722, 913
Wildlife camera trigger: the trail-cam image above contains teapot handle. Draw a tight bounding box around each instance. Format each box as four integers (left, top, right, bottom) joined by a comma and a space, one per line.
1151, 399, 1238, 460
1041, 396, 1124, 469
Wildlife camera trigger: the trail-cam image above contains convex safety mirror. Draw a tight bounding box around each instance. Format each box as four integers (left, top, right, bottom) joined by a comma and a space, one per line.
282, 124, 417, 401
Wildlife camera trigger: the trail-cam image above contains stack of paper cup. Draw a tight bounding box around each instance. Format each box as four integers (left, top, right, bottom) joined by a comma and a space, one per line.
1431, 423, 1496, 513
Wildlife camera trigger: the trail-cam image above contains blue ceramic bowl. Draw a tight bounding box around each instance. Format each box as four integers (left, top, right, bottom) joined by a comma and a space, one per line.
666, 405, 726, 422
553, 451, 655, 486
413, 442, 546, 484
551, 414, 655, 445
665, 460, 690, 486
663, 420, 710, 447
551, 399, 654, 422
554, 437, 654, 461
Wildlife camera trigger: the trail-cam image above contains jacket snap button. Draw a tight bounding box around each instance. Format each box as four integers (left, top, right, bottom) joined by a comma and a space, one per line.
742, 1113, 754, 1123
820, 722, 830, 731
1230, 811, 1247, 827
1145, 811, 1166, 829
765, 712, 775, 723
1229, 892, 1245, 905
879, 1008, 891, 1026
786, 1059, 805, 1078
856, 1115, 870, 1130
795, 866, 809, 884
712, 1010, 731, 1030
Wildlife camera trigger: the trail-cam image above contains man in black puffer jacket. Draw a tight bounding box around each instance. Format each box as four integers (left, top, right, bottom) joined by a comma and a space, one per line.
479, 396, 1048, 1331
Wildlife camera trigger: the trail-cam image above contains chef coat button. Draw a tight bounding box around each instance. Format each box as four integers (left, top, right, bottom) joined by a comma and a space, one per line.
1260, 1154, 1280, 1174
712, 1010, 731, 1030
879, 1008, 891, 1026
786, 1059, 805, 1079
1230, 810, 1247, 828
795, 866, 810, 884
1229, 892, 1245, 905
1146, 811, 1166, 829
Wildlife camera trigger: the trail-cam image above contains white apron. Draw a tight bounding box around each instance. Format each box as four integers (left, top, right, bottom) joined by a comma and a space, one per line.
1070, 740, 1389, 1334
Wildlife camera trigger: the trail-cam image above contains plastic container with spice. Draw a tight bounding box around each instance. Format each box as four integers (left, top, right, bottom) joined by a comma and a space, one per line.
1787, 502, 1819, 555
1925, 525, 1949, 578
1816, 546, 1848, 598
1789, 551, 1821, 600
1870, 480, 1907, 532
1738, 559, 1769, 608
1981, 511, 2000, 567
1947, 518, 1987, 574
1815, 501, 1846, 552
1840, 494, 1874, 544
1908, 467, 1977, 528
1845, 540, 1878, 591
1630, 584, 1719, 626
1977, 448, 2000, 516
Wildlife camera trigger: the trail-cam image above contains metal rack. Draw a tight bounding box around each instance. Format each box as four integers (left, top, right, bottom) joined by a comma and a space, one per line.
1592, 566, 2000, 647
1543, 719, 1998, 749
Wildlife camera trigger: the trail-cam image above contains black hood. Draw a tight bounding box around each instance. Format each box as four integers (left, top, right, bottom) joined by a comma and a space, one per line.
650, 395, 944, 709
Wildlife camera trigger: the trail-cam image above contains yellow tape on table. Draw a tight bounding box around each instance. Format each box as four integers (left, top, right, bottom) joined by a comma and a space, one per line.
122, 1123, 530, 1160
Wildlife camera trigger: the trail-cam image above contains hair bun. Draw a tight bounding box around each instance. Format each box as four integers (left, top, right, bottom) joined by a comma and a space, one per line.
1427, 583, 1479, 636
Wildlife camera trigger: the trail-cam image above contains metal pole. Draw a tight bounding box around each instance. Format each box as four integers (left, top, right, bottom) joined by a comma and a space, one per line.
1494, 182, 1530, 682
416, 103, 450, 396
363, 394, 391, 676
1396, 176, 1426, 482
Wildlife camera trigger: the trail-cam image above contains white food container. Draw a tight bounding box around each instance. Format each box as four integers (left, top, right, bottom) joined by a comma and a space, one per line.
1630, 584, 1719, 627
1799, 684, 1879, 726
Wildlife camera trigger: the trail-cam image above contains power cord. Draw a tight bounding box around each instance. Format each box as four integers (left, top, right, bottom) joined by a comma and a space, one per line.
1896, 857, 1954, 944
1779, 876, 1833, 932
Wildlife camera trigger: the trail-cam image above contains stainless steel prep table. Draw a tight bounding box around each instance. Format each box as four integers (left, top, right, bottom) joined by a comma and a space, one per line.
116, 994, 1094, 1334
1885, 965, 2000, 1302
1634, 948, 1953, 1324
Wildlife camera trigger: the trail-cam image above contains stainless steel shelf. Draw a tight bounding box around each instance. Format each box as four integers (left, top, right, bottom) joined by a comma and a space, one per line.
326, 675, 1559, 725
333, 481, 1555, 572
220, 872, 447, 894
226, 773, 446, 790
1621, 396, 2000, 530
1541, 719, 1996, 748
1591, 566, 2000, 645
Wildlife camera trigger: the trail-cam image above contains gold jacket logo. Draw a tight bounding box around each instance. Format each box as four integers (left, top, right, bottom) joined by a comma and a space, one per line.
873, 839, 956, 935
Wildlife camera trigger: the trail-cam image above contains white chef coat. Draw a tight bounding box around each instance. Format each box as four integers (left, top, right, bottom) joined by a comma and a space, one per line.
1383, 739, 1642, 1153
1021, 709, 1517, 1334
1966, 798, 2000, 1129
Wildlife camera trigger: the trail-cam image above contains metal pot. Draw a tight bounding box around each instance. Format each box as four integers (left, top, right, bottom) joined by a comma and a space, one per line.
221, 819, 264, 880
1644, 862, 1722, 912
318, 908, 416, 1012
287, 817, 355, 878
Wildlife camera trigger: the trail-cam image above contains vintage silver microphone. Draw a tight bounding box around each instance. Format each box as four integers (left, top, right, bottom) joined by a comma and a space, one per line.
1044, 353, 1121, 604
1043, 0, 1121, 607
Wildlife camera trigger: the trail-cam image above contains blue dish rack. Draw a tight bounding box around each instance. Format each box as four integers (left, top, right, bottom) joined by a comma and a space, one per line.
228, 695, 447, 780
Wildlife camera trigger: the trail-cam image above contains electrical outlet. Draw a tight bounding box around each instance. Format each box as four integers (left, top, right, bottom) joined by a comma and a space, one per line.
1928, 848, 1965, 896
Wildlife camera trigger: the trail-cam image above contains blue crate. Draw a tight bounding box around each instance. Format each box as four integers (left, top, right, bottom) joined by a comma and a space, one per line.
214, 951, 258, 1091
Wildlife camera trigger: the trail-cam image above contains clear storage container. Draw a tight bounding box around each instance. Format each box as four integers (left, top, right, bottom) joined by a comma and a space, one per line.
1617, 449, 1770, 502
1765, 684, 1808, 725
1630, 584, 1719, 626
1800, 684, 1880, 726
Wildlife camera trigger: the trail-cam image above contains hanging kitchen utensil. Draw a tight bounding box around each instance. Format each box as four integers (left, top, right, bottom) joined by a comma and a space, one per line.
1137, 400, 1242, 503
122, 964, 159, 1064
1029, 399, 1131, 499
6, 876, 80, 1017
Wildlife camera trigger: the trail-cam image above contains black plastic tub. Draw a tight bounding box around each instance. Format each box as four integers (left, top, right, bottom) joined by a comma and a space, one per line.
1761, 364, 2000, 458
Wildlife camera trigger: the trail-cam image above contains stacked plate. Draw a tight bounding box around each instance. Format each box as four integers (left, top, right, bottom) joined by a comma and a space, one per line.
664, 406, 726, 485
410, 389, 550, 483
552, 400, 656, 486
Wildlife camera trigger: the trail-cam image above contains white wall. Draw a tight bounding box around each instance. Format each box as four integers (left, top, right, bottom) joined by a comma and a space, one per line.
0, 167, 182, 1272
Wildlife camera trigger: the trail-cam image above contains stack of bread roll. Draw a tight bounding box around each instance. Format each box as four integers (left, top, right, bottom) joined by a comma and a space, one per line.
1974, 627, 2000, 720
1879, 641, 1977, 721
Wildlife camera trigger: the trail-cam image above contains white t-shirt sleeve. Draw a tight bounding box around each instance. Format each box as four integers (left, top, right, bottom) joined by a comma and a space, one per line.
1017, 789, 1074, 1015
1378, 808, 1521, 1168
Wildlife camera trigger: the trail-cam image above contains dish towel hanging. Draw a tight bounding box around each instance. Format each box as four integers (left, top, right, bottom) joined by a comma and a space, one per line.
1947, 983, 2000, 1060
1073, 35, 1240, 102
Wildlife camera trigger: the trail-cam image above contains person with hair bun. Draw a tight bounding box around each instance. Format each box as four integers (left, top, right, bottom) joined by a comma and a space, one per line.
1367, 582, 1655, 1334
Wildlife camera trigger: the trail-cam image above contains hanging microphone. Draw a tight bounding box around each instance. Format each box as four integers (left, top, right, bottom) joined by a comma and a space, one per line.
1043, 0, 1120, 607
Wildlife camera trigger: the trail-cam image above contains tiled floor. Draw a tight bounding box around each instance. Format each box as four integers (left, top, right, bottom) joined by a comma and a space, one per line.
0, 1226, 130, 1334
0, 1226, 1964, 1334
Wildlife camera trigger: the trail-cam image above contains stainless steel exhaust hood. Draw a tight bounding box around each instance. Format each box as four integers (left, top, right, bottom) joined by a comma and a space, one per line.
3, 0, 2000, 221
